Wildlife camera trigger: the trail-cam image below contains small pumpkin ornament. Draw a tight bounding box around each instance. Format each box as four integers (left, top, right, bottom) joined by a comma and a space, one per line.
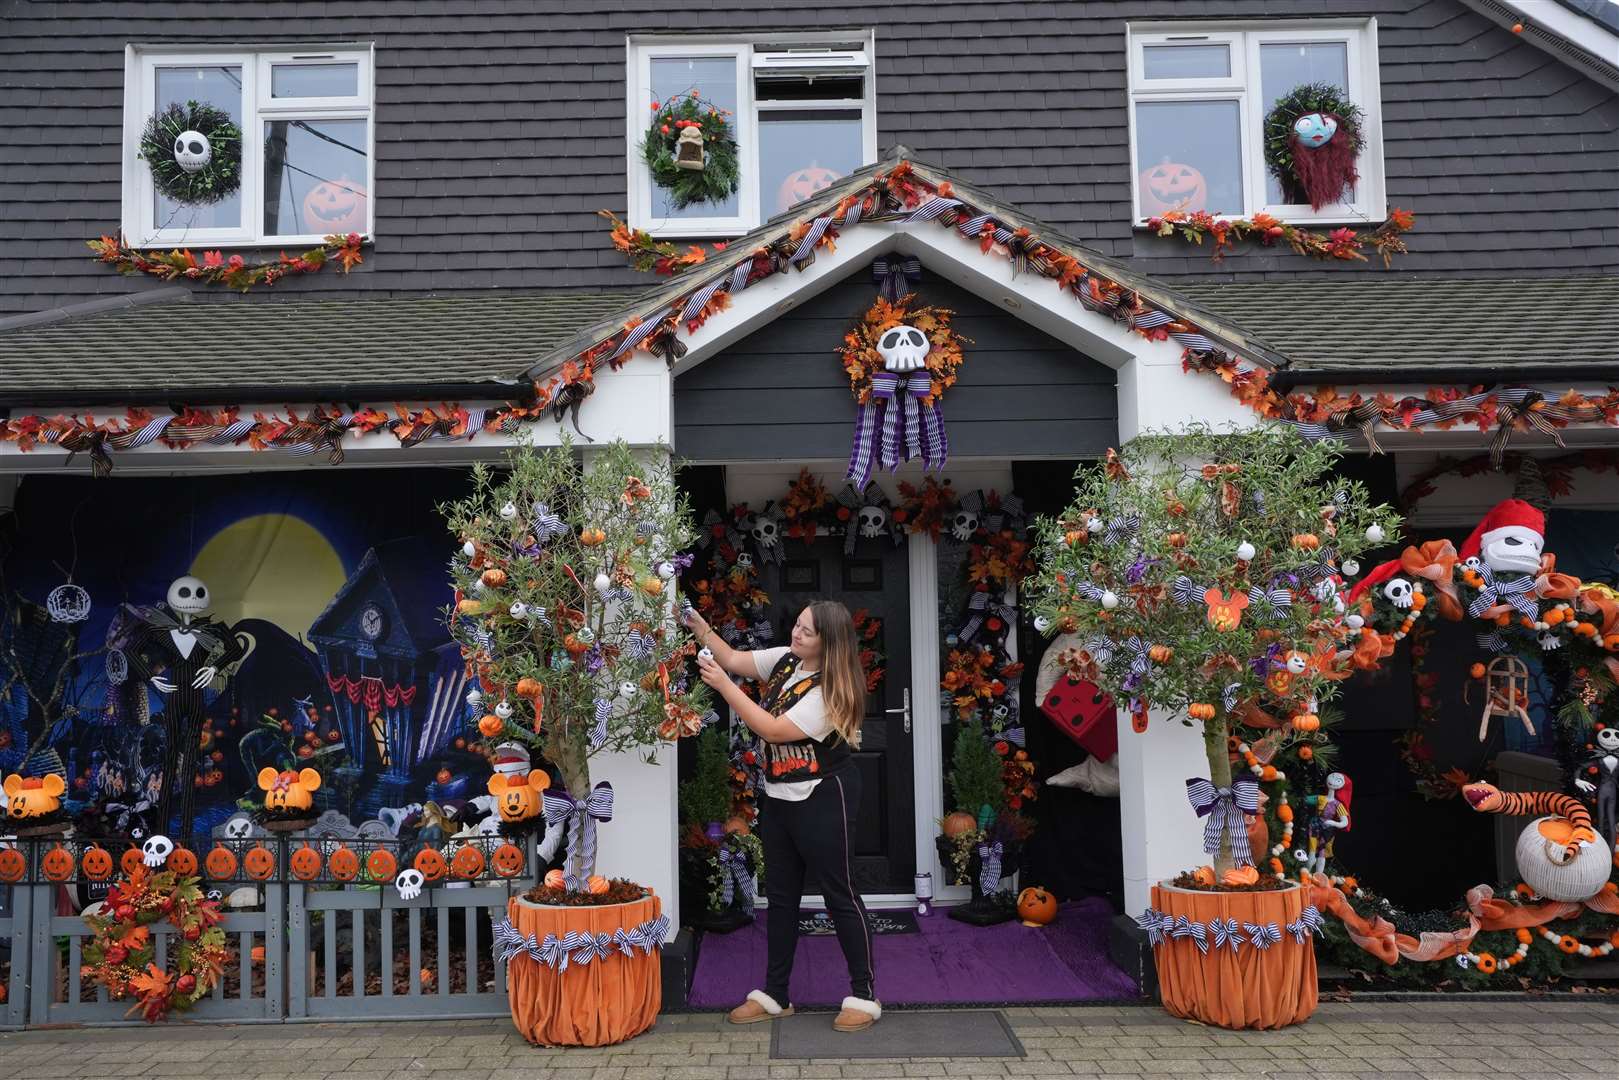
491, 842, 526, 878
40, 843, 75, 882
243, 843, 277, 882
167, 845, 199, 877
0, 847, 26, 883
940, 811, 977, 838
480, 568, 508, 589
414, 847, 448, 882
587, 875, 610, 895
1017, 886, 1058, 926
121, 845, 146, 877
82, 844, 115, 881
544, 868, 567, 889
289, 843, 323, 882
515, 677, 543, 699
450, 844, 486, 881
205, 843, 238, 881
328, 845, 360, 882
366, 847, 397, 881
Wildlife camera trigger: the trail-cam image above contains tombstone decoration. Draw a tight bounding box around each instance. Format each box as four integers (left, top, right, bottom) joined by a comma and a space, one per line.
138, 100, 243, 206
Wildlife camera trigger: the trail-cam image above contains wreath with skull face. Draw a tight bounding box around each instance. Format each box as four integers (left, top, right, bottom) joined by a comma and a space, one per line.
138, 101, 243, 206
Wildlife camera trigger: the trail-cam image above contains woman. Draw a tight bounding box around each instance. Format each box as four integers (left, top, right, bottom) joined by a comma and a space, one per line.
690, 600, 881, 1032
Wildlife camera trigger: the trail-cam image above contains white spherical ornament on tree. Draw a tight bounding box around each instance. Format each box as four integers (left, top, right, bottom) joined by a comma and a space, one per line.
1364, 524, 1386, 544
657, 561, 675, 580
462, 541, 477, 559
1340, 558, 1360, 577
1086, 516, 1104, 533
173, 130, 211, 173
509, 601, 527, 619
1235, 541, 1256, 562
594, 572, 612, 594
498, 502, 519, 521
1346, 614, 1364, 630
698, 647, 714, 662
1100, 591, 1120, 611
1032, 615, 1052, 633
494, 700, 513, 720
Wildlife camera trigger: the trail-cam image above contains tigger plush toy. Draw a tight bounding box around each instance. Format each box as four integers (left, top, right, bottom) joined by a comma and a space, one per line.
1463, 782, 1610, 901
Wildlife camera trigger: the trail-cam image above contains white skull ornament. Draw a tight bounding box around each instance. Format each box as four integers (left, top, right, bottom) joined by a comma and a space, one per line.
857, 506, 888, 539
142, 834, 175, 867
173, 130, 212, 173
750, 517, 781, 548
950, 511, 980, 542
167, 575, 211, 616
877, 325, 929, 372
1382, 577, 1414, 609
394, 868, 425, 900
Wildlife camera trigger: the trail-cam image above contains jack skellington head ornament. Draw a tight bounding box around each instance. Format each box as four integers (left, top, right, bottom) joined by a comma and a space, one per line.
1459, 498, 1545, 577
167, 575, 212, 620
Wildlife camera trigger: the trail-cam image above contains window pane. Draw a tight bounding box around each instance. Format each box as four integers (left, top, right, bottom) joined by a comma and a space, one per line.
271, 62, 359, 98
760, 110, 861, 215
1260, 42, 1351, 204
1135, 100, 1243, 216
649, 55, 740, 221
1142, 44, 1230, 80
263, 118, 369, 236
152, 65, 243, 231
755, 74, 863, 102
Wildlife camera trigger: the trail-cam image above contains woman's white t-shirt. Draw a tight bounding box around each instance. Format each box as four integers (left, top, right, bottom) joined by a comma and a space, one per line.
753, 646, 832, 802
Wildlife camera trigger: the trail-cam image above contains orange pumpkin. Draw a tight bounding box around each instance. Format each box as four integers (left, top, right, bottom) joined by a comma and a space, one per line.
243, 844, 277, 881
515, 677, 543, 699
1138, 161, 1208, 215
478, 713, 504, 738
775, 164, 842, 212
0, 847, 26, 883
1293, 713, 1321, 732
544, 868, 566, 889
289, 844, 323, 881
414, 847, 447, 882
366, 848, 397, 881
940, 811, 977, 838
205, 843, 238, 880
587, 874, 610, 895
41, 843, 75, 882
167, 845, 198, 877
300, 178, 368, 233
82, 844, 115, 881
328, 845, 359, 882
492, 842, 526, 878
450, 845, 486, 880
1017, 886, 1058, 926
480, 568, 508, 589
579, 528, 607, 547
121, 845, 146, 877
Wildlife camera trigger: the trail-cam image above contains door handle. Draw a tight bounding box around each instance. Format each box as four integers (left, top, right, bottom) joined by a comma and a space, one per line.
885, 687, 911, 734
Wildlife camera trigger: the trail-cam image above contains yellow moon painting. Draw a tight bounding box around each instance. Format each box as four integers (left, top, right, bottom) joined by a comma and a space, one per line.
189, 514, 348, 639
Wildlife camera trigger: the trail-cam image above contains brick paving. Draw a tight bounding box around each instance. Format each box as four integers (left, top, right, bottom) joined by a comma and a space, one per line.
1, 1001, 1616, 1079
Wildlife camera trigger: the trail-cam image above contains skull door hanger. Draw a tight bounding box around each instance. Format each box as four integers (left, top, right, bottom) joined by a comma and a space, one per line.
845, 301, 959, 489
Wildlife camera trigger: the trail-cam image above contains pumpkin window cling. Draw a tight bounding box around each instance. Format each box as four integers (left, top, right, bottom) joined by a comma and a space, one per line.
640, 88, 740, 210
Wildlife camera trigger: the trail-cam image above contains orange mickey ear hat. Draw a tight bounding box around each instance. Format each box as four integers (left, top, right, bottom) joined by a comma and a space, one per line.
1457, 498, 1544, 563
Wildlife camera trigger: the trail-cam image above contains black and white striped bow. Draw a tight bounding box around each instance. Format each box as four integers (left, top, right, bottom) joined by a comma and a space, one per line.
1172, 576, 1205, 607
977, 840, 1004, 896
872, 256, 922, 302
1468, 566, 1539, 621
1134, 908, 1170, 946
1104, 514, 1141, 546
1170, 915, 1208, 954
1299, 550, 1340, 583
1286, 906, 1323, 943
1210, 917, 1242, 953
1073, 580, 1108, 603
590, 698, 611, 751
1245, 922, 1283, 951
1123, 637, 1152, 677
1247, 585, 1293, 618
1222, 683, 1242, 713
624, 628, 655, 660
716, 846, 756, 911
530, 504, 567, 544
1186, 776, 1259, 866
1084, 635, 1116, 666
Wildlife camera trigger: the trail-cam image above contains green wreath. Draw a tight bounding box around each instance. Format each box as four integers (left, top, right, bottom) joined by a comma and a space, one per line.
641, 90, 740, 210
139, 101, 243, 206
1263, 83, 1363, 206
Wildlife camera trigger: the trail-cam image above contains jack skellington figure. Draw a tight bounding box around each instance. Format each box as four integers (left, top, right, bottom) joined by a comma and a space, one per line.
1575, 725, 1619, 853
125, 576, 245, 836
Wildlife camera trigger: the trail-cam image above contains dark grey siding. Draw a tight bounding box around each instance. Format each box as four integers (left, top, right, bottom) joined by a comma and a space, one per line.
673, 272, 1117, 462
1, 0, 1615, 316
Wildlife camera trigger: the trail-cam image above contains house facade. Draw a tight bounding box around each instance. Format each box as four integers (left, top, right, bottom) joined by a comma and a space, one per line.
1, 0, 1617, 1010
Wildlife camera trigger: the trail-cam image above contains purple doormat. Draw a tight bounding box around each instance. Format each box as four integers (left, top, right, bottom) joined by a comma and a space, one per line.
688, 898, 1137, 1007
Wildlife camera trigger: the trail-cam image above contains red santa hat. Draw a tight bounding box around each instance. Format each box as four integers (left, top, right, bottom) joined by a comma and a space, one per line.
1346, 558, 1403, 605
1458, 498, 1544, 563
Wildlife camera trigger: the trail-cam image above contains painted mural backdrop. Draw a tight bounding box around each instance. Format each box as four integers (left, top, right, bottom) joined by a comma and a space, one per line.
0, 469, 480, 837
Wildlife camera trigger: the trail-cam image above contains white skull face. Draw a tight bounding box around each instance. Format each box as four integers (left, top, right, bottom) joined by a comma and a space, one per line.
1382, 577, 1414, 609
1596, 728, 1619, 753
950, 511, 980, 542
222, 813, 255, 840
142, 834, 175, 867
877, 325, 929, 372
1285, 652, 1309, 675
1463, 556, 1483, 574
618, 680, 637, 700
394, 868, 424, 900
173, 130, 211, 172
1032, 614, 1052, 633
736, 553, 754, 571
167, 576, 211, 615
857, 506, 888, 538
990, 703, 1010, 723
751, 517, 780, 546
1481, 525, 1543, 576
499, 501, 519, 521
509, 602, 527, 619
494, 700, 513, 720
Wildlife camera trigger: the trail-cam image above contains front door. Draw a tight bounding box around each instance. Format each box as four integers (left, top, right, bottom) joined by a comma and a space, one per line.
770, 537, 914, 893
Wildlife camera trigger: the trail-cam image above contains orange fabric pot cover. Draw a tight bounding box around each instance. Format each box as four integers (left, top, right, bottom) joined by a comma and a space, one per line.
505, 893, 663, 1047
1151, 882, 1317, 1030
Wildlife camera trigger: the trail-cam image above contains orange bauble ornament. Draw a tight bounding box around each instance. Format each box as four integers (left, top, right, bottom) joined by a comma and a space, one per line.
81, 845, 115, 881
492, 843, 526, 878
1138, 161, 1208, 215
1017, 886, 1059, 926
243, 844, 277, 881
413, 847, 448, 882
289, 844, 323, 881
515, 677, 543, 699
205, 843, 238, 881
450, 844, 486, 880
301, 178, 368, 233
478, 713, 504, 738
167, 845, 199, 877
775, 164, 841, 212
587, 875, 610, 895
328, 845, 360, 882
366, 848, 397, 881
41, 844, 75, 883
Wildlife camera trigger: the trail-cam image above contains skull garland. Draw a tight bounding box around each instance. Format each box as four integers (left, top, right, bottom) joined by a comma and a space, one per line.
1382, 577, 1415, 609
858, 505, 889, 539
950, 510, 981, 543
877, 325, 930, 372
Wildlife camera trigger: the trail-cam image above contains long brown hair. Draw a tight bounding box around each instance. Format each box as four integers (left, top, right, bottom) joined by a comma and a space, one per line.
807, 600, 866, 747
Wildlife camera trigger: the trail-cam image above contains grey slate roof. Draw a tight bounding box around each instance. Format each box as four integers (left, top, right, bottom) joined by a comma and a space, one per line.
0, 289, 640, 404
1178, 276, 1619, 377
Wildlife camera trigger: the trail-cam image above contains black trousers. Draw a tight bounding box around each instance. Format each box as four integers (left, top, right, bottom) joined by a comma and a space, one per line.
760, 769, 875, 1006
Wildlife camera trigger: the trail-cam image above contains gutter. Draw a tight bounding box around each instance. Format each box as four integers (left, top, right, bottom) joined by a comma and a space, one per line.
1266, 364, 1619, 392
0, 380, 531, 410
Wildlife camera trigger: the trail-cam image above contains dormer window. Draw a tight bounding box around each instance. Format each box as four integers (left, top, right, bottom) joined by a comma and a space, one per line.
627, 34, 877, 237
122, 45, 374, 247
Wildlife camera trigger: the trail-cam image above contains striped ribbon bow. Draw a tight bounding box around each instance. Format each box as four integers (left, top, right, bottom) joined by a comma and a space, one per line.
1476, 629, 1509, 654
872, 256, 922, 302
590, 698, 612, 751
1103, 514, 1141, 546
492, 919, 532, 965
1299, 550, 1341, 583
1170, 915, 1208, 954
846, 371, 947, 490
977, 841, 1004, 896
997, 725, 1025, 748
613, 926, 644, 957
1247, 585, 1294, 618
1073, 581, 1108, 603
1245, 922, 1283, 951
716, 846, 757, 910
1468, 567, 1539, 620
571, 932, 615, 966
639, 915, 670, 953
528, 503, 567, 544
543, 782, 615, 884
1083, 635, 1116, 666
624, 629, 654, 660
1134, 908, 1169, 946
1210, 917, 1242, 953
1171, 576, 1205, 607
1186, 776, 1259, 867
1222, 683, 1242, 713
535, 932, 578, 970
1286, 906, 1323, 944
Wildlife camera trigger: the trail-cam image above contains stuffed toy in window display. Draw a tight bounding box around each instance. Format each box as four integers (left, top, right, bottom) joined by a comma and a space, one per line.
124, 576, 246, 837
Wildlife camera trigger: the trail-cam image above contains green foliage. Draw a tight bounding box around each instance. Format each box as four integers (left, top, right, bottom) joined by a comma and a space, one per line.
641, 91, 740, 210
680, 725, 734, 828
948, 717, 1005, 819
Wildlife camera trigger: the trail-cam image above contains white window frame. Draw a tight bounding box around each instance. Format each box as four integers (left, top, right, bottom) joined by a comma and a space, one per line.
122, 44, 375, 248
626, 33, 878, 238
1126, 21, 1385, 226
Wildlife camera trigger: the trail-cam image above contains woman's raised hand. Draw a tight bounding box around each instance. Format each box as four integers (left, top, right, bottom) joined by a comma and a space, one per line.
696, 651, 730, 691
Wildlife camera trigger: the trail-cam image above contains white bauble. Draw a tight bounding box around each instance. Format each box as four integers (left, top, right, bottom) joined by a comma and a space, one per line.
1100, 591, 1119, 611
499, 502, 519, 521
594, 573, 612, 594
1341, 558, 1360, 577
494, 700, 513, 720
1032, 615, 1052, 633
1365, 524, 1386, 544
1236, 541, 1256, 562
509, 602, 527, 619
657, 561, 675, 580
462, 541, 477, 559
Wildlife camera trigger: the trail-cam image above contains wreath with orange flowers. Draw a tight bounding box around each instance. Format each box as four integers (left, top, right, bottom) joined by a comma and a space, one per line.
838, 296, 968, 408
82, 865, 228, 1022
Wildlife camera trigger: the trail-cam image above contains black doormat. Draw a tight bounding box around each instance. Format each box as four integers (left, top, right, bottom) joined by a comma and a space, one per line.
771, 1008, 1024, 1059
798, 909, 918, 935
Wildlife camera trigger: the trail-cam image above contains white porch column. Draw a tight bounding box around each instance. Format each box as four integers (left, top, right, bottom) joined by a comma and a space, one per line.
1113, 352, 1257, 914
591, 740, 679, 928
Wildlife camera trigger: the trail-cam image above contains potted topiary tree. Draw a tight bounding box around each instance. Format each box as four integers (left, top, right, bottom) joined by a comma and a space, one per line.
1028, 427, 1398, 1029
678, 725, 758, 933
442, 438, 708, 1047
936, 716, 1032, 925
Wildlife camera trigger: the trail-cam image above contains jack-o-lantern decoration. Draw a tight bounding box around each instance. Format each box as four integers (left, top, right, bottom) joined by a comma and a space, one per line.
0, 847, 25, 883
491, 842, 526, 878
205, 843, 238, 881
1017, 886, 1058, 926
413, 846, 447, 882
328, 845, 359, 882
487, 769, 548, 824
167, 845, 199, 877
1204, 587, 1250, 632
3, 772, 65, 820
258, 766, 321, 815
243, 843, 277, 882
300, 178, 367, 234
450, 844, 486, 881
42, 844, 75, 882
775, 165, 842, 213
121, 845, 146, 877
366, 847, 397, 882
289, 843, 323, 881
1138, 161, 1208, 216
82, 844, 115, 881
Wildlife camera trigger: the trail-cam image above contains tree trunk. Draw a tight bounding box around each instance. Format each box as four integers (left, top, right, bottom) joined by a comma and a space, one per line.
1202, 717, 1235, 876
553, 736, 593, 882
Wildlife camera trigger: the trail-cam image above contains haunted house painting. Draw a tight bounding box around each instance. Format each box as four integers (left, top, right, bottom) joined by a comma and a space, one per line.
308, 539, 464, 814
